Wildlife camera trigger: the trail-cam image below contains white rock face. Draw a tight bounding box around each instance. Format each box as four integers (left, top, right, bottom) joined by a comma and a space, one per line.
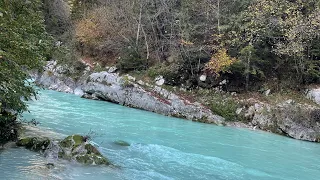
199, 75, 207, 82
307, 88, 320, 105
155, 76, 165, 86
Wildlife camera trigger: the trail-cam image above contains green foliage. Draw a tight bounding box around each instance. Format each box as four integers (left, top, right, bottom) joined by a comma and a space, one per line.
56, 0, 320, 91
197, 89, 244, 122
210, 96, 240, 122
0, 0, 52, 113
117, 47, 147, 73
120, 75, 134, 88
68, 0, 100, 20
0, 113, 19, 145
228, 0, 320, 86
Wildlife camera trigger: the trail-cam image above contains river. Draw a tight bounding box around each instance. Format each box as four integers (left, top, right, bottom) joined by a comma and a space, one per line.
1, 90, 320, 180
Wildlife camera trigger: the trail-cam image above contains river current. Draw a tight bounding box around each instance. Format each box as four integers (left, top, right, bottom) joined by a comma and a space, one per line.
1, 90, 320, 180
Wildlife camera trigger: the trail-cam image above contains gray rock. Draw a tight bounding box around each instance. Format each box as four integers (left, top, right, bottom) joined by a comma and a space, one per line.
155, 76, 165, 86
219, 80, 227, 85
74, 87, 84, 96
265, 89, 271, 96
307, 88, 320, 105
137, 80, 145, 86
199, 75, 207, 82
245, 106, 255, 118
251, 103, 320, 142
17, 133, 110, 166
236, 108, 243, 115
108, 66, 118, 73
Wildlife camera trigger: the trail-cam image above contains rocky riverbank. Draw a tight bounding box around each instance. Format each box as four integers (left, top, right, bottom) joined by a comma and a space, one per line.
34, 61, 320, 142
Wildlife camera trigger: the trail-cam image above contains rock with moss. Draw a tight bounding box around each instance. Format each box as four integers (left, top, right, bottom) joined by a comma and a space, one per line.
17, 134, 110, 166
17, 137, 50, 152
58, 135, 110, 165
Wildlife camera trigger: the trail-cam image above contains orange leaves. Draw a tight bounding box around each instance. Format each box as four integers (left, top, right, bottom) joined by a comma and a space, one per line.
205, 48, 237, 76
75, 17, 103, 45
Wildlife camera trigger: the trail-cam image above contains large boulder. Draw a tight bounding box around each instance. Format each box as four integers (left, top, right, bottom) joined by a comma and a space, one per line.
249, 102, 320, 142
17, 134, 110, 166
58, 135, 110, 165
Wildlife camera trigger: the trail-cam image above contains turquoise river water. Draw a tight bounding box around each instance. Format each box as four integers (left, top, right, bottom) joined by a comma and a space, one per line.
1, 90, 320, 180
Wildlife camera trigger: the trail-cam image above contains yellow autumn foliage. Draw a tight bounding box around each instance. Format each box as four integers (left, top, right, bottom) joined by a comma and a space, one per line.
205, 48, 237, 76
75, 17, 103, 45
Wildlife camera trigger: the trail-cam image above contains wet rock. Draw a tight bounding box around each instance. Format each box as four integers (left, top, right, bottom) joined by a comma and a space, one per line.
46, 163, 55, 169
18, 134, 110, 166
17, 137, 50, 152
58, 135, 110, 165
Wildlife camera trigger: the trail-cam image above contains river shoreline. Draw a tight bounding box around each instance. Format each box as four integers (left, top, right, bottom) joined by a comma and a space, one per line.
33, 61, 320, 142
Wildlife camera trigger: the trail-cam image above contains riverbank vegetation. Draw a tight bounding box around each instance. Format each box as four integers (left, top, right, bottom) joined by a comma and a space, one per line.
49, 0, 320, 91
53, 0, 319, 122
0, 0, 52, 144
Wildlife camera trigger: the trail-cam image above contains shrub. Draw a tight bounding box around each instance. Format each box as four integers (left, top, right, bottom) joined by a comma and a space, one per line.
0, 113, 19, 146
210, 97, 240, 121
117, 47, 147, 72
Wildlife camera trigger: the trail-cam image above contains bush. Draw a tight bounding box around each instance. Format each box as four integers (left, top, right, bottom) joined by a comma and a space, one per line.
197, 89, 243, 121
210, 97, 240, 121
117, 47, 147, 73
0, 113, 19, 145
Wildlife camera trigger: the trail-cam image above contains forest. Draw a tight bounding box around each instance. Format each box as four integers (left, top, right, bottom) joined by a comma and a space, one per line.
46, 0, 320, 91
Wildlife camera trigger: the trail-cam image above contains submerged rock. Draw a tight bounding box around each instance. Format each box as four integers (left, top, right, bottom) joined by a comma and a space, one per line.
113, 140, 130, 146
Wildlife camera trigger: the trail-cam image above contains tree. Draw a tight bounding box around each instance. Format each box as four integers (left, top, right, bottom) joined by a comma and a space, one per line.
0, 0, 52, 143
240, 0, 320, 86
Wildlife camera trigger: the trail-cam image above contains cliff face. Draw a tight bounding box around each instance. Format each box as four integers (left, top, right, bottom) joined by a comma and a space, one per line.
35, 61, 320, 142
